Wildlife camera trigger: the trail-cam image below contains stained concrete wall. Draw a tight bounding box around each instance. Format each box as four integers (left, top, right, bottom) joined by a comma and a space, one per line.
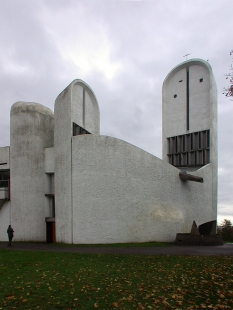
54, 80, 100, 243
10, 102, 54, 241
71, 135, 215, 243
44, 147, 54, 173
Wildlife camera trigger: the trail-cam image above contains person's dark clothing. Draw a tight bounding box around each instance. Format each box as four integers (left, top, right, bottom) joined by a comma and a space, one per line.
7, 225, 14, 246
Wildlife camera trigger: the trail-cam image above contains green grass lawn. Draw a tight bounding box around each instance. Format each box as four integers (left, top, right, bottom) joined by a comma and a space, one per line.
0, 249, 233, 310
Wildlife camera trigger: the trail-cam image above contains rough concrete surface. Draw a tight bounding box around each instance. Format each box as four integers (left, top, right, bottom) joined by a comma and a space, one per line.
0, 60, 219, 245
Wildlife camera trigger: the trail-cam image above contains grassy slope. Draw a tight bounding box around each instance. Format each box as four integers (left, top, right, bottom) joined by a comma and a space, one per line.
0, 249, 233, 309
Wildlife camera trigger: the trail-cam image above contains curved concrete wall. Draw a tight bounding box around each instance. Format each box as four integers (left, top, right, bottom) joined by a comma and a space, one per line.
10, 102, 54, 241
70, 135, 215, 243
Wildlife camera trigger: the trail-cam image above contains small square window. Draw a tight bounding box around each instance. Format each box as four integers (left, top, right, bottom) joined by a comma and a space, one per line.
199, 78, 203, 83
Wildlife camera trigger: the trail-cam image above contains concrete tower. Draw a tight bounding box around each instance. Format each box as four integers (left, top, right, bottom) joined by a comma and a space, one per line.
162, 59, 218, 220
162, 59, 217, 169
54, 80, 100, 243
10, 102, 54, 241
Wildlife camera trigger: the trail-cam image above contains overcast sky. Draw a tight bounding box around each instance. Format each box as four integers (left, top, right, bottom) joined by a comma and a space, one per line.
0, 0, 232, 224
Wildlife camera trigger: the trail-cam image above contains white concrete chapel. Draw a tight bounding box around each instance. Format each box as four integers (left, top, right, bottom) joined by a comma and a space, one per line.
0, 59, 218, 243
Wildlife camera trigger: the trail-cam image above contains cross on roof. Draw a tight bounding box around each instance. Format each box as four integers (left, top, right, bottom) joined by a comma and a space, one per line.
183, 53, 191, 60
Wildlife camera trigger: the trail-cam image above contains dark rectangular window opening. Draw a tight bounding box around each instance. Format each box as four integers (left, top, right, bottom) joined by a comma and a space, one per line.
73, 122, 91, 136
207, 130, 210, 148
186, 134, 191, 152
0, 170, 10, 187
190, 133, 193, 151
177, 136, 182, 153
167, 129, 210, 167
0, 170, 10, 199
194, 132, 199, 150
52, 197, 55, 218
200, 78, 203, 83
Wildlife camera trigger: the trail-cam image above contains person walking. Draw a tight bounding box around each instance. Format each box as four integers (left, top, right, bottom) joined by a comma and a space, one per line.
7, 225, 14, 246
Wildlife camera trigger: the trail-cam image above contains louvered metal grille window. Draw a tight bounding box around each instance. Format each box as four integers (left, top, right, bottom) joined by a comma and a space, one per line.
167, 130, 210, 167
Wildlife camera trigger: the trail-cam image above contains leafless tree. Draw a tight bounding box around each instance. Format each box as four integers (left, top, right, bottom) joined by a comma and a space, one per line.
220, 219, 232, 229
223, 50, 233, 100
218, 219, 233, 241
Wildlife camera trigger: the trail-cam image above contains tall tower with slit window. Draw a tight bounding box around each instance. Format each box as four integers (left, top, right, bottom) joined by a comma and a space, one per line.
162, 59, 218, 217
162, 59, 217, 171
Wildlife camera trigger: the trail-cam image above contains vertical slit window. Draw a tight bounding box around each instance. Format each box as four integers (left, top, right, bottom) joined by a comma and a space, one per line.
207, 130, 210, 148
180, 136, 183, 152
186, 69, 190, 131
199, 132, 202, 149
167, 138, 170, 154
203, 131, 206, 148
187, 134, 191, 151
168, 155, 172, 165
191, 152, 195, 165
178, 154, 181, 166
172, 137, 176, 154
200, 150, 203, 165
206, 149, 210, 163
183, 136, 186, 152
182, 153, 187, 166
194, 133, 199, 150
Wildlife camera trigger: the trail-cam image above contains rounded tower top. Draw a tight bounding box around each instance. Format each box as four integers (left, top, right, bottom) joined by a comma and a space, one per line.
11, 101, 54, 118
163, 58, 215, 87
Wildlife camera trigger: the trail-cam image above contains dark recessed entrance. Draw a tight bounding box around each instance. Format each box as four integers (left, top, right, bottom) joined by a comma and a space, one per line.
46, 219, 56, 243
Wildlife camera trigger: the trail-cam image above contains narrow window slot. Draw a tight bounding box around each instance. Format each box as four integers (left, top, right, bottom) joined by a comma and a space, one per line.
186, 69, 190, 131
207, 130, 210, 148
167, 138, 170, 154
